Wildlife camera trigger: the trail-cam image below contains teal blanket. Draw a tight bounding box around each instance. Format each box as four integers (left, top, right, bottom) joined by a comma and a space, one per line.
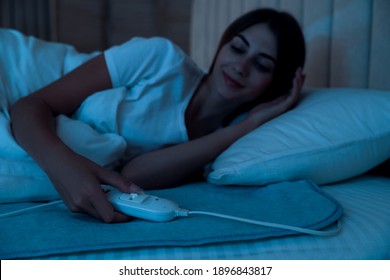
0, 180, 342, 259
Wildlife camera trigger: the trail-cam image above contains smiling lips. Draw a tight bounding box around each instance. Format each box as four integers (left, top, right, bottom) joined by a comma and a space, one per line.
223, 72, 244, 89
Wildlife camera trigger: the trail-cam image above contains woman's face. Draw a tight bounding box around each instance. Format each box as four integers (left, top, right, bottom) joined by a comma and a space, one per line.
210, 23, 277, 104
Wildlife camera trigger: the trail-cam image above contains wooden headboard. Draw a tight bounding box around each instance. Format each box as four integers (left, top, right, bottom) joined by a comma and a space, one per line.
190, 0, 390, 91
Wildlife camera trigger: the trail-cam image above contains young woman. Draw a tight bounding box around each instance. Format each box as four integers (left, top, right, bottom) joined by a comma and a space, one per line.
9, 8, 306, 222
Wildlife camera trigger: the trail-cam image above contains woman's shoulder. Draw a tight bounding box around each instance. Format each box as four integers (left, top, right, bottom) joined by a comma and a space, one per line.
108, 36, 185, 60
129, 36, 177, 49
104, 36, 199, 87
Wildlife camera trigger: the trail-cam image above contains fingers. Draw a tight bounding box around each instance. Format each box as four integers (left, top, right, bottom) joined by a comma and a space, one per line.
70, 184, 133, 223
285, 67, 305, 107
292, 67, 305, 97
80, 168, 141, 223
88, 189, 133, 223
93, 168, 143, 222
98, 167, 143, 194
272, 67, 305, 104
50, 153, 138, 223
67, 170, 140, 223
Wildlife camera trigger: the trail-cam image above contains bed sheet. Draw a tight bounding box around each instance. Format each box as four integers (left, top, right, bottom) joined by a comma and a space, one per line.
28, 174, 390, 260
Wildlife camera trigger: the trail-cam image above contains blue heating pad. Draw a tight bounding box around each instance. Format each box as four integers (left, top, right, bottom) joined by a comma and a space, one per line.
0, 180, 342, 259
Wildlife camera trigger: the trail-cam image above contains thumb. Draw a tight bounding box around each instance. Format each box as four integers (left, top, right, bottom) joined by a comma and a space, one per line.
98, 168, 143, 194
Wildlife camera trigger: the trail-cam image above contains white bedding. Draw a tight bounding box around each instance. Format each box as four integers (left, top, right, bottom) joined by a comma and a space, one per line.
0, 29, 128, 203
28, 174, 390, 260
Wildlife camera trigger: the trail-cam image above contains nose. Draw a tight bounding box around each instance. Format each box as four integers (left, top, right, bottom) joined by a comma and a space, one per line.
232, 59, 250, 77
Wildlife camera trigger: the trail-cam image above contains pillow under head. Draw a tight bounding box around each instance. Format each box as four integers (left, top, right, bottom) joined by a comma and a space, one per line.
207, 88, 390, 185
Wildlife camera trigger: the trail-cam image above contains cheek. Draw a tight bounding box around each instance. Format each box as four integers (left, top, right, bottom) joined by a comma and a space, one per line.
214, 45, 235, 68
249, 75, 273, 98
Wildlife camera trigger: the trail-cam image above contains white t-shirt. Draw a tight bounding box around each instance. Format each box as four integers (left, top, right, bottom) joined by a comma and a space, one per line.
0, 29, 205, 162
74, 37, 205, 161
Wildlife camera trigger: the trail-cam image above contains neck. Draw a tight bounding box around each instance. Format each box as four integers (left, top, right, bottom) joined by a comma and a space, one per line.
185, 76, 238, 139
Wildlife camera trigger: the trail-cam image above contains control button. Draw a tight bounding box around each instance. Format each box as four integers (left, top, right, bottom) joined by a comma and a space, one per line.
120, 193, 147, 203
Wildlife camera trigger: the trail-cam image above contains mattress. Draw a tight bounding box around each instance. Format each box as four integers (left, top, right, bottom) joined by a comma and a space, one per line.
24, 174, 390, 260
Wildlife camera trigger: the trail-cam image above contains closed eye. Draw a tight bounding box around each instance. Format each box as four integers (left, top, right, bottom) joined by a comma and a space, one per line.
229, 35, 248, 54
255, 63, 272, 73
230, 45, 245, 54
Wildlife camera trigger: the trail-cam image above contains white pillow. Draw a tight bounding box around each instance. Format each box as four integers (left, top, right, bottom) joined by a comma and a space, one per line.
0, 115, 127, 203
207, 88, 390, 185
56, 115, 127, 167
0, 113, 126, 167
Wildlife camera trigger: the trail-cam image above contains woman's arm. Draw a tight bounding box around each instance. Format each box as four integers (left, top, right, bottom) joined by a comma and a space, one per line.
121, 118, 253, 189
10, 54, 141, 223
122, 69, 304, 189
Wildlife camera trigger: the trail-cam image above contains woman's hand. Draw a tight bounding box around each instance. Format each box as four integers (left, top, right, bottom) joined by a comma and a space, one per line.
246, 67, 305, 128
46, 150, 143, 223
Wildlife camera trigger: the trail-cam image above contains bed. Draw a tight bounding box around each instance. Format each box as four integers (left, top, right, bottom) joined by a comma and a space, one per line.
1, 0, 390, 260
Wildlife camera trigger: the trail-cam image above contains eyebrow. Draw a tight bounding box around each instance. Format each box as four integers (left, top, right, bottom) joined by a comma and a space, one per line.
236, 34, 277, 64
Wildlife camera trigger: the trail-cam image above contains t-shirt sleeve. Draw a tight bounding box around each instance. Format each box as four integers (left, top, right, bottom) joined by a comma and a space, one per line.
104, 37, 185, 88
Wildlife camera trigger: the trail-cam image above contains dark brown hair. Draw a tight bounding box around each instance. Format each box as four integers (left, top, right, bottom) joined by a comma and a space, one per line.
210, 8, 306, 102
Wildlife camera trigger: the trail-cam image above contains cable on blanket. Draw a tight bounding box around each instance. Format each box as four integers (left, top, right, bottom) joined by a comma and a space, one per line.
175, 209, 342, 237
0, 200, 63, 219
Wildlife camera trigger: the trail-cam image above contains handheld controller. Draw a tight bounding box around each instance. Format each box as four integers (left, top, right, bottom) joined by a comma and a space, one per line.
103, 186, 180, 222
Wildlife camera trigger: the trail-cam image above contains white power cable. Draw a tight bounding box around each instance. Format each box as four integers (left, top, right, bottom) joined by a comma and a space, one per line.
175, 209, 342, 237
0, 200, 63, 219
